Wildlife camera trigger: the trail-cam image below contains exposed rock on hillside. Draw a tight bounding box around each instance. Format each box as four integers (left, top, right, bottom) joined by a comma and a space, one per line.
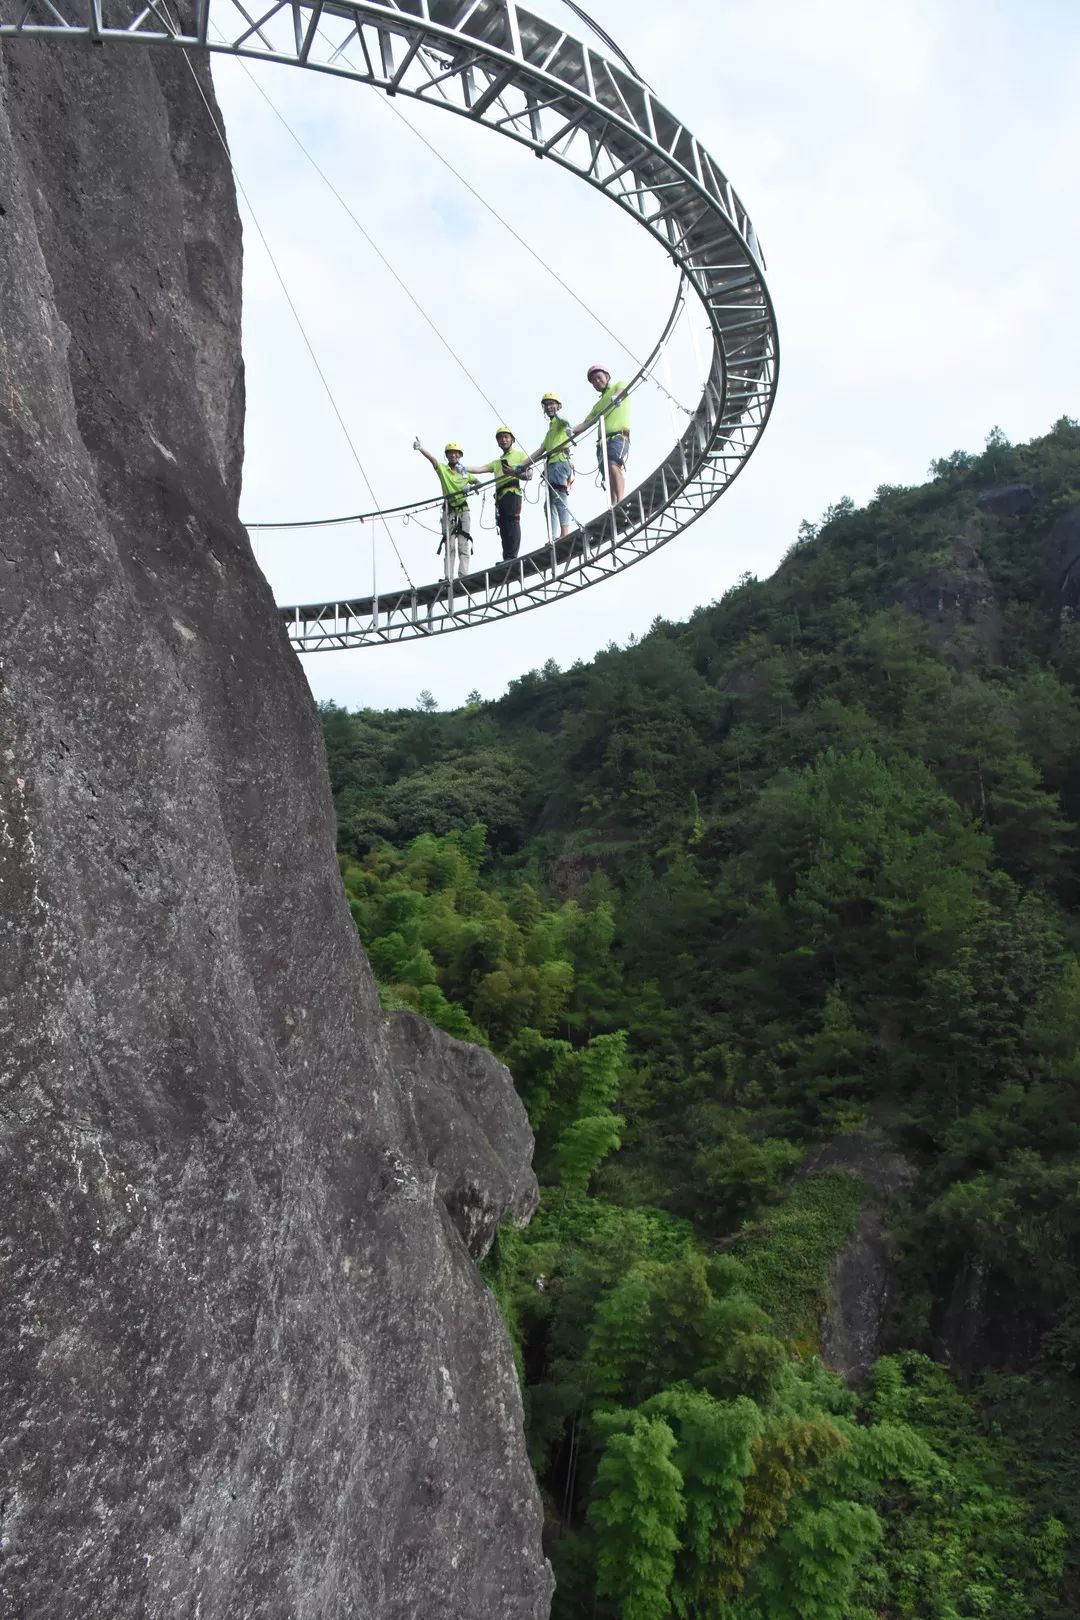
0, 34, 550, 1620
387, 1011, 539, 1258
975, 481, 1038, 520
1042, 503, 1080, 618
800, 1124, 915, 1386
891, 522, 1003, 665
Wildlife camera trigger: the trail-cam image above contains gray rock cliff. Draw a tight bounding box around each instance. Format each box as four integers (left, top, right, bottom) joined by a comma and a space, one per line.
1042, 503, 1080, 619
891, 521, 1003, 666
800, 1119, 914, 1387
0, 32, 551, 1620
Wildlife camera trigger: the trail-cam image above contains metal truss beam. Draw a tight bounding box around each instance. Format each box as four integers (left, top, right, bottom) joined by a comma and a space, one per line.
0, 0, 779, 651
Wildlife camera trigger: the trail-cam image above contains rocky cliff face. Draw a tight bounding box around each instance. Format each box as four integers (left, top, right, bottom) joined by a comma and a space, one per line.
891, 520, 1003, 667
800, 1123, 915, 1387
0, 34, 551, 1620
1043, 502, 1080, 619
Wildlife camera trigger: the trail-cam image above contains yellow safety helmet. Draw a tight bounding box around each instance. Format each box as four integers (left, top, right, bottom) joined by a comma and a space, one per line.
540, 390, 561, 406
444, 441, 464, 454
495, 425, 514, 439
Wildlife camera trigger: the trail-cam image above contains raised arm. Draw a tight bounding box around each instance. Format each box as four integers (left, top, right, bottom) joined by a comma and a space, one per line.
414, 440, 440, 469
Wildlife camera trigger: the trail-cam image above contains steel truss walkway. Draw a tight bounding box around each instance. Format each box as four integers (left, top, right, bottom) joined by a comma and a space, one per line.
0, 0, 779, 651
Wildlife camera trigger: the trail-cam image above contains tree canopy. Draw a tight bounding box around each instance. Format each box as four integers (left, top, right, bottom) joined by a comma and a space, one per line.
322, 419, 1080, 1617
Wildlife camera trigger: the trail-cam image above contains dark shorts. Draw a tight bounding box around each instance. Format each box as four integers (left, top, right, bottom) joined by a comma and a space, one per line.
599, 431, 630, 471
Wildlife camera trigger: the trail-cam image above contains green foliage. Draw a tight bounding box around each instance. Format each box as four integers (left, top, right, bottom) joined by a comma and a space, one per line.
861, 1353, 1069, 1618
735, 1174, 869, 1348
589, 1414, 686, 1620
555, 1110, 624, 1194
479, 1222, 525, 1379
322, 420, 1080, 1616
586, 1250, 782, 1408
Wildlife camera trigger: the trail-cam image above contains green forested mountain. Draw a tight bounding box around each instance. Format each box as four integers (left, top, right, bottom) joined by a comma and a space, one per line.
323, 420, 1080, 1618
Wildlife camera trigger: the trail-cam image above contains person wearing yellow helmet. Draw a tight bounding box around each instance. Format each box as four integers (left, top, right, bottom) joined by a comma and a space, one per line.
463, 427, 531, 561
414, 436, 479, 580
572, 364, 631, 503
522, 391, 574, 539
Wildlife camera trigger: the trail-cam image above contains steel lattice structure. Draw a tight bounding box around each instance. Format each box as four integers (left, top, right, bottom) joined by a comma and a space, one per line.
0, 0, 778, 651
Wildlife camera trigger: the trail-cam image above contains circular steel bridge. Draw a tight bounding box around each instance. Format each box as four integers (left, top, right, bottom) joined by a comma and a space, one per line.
0, 0, 779, 651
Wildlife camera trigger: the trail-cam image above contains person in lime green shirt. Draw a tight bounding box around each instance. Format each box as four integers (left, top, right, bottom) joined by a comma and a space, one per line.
573, 364, 630, 503
522, 390, 575, 539
463, 427, 531, 561
414, 438, 478, 580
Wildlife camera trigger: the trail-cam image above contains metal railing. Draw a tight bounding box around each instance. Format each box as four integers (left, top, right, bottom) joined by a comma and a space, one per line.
0, 0, 779, 650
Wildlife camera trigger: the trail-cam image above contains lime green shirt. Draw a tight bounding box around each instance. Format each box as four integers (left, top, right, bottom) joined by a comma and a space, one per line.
541, 416, 572, 465
487, 446, 528, 496
584, 380, 630, 436
434, 461, 474, 510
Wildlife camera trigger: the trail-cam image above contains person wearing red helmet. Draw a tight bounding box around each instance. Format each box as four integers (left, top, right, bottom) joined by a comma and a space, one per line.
414, 436, 479, 580
573, 364, 630, 503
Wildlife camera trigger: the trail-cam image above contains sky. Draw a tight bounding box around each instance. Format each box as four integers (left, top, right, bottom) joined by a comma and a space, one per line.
210, 0, 1080, 712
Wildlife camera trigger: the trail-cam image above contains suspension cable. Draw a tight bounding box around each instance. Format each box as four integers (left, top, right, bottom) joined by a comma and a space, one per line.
296, 16, 689, 418
378, 93, 692, 417
170, 24, 415, 587
219, 45, 510, 424
556, 0, 651, 87
245, 273, 688, 530
198, 13, 692, 555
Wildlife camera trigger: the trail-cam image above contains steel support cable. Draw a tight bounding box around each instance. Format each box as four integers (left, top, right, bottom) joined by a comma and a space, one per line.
173, 40, 413, 588
229, 27, 689, 474
555, 0, 651, 91
299, 16, 684, 414
0, 0, 777, 652
220, 43, 511, 425
204, 22, 692, 542
376, 92, 692, 418
246, 270, 688, 530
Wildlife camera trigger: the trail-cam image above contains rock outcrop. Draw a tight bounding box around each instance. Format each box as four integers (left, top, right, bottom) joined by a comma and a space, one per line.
800, 1122, 915, 1386
891, 522, 1003, 666
0, 32, 551, 1620
387, 1012, 539, 1258
1042, 503, 1080, 618
975, 481, 1038, 521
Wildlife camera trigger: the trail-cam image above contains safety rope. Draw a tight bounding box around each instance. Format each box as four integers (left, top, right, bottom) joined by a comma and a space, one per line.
402, 509, 443, 538
169, 21, 414, 588
478, 487, 494, 531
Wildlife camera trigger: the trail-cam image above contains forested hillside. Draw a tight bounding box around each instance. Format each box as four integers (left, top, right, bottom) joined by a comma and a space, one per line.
323, 420, 1080, 1618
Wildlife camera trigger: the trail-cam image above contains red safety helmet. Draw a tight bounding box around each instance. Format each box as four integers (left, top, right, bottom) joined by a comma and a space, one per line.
586, 363, 609, 382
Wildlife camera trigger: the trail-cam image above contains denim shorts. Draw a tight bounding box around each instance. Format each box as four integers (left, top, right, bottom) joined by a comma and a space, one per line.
602, 432, 630, 469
